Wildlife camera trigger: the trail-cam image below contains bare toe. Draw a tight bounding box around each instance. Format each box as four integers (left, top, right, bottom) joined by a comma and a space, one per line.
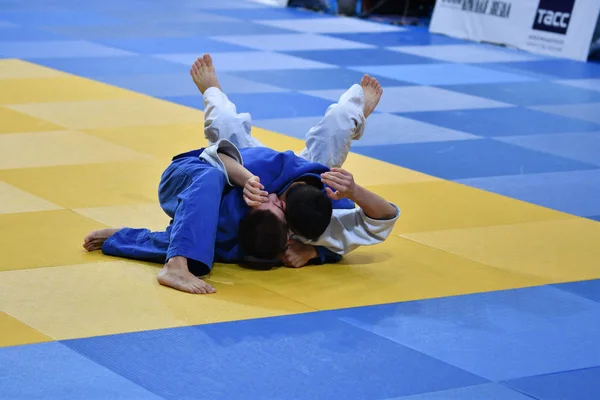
362, 77, 383, 119
190, 284, 202, 294
157, 261, 217, 295
360, 74, 370, 87
189, 54, 221, 94
83, 228, 120, 252
204, 282, 216, 294
83, 232, 97, 244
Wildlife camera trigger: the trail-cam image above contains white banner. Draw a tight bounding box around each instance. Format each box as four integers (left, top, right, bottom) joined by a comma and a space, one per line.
430, 0, 600, 61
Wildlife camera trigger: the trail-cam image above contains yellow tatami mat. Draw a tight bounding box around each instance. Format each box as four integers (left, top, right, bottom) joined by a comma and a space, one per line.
2, 59, 599, 345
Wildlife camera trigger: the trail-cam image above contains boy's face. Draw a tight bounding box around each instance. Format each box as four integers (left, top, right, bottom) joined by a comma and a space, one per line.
255, 193, 286, 223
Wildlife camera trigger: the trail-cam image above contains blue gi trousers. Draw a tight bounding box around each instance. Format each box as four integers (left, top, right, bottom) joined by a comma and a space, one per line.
102, 154, 225, 276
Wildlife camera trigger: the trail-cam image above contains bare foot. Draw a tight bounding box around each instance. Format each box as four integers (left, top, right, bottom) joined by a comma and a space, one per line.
83, 228, 121, 251
157, 256, 216, 294
360, 74, 383, 118
190, 53, 221, 94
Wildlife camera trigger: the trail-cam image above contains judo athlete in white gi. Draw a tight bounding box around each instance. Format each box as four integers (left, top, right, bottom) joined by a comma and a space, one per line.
84, 54, 400, 295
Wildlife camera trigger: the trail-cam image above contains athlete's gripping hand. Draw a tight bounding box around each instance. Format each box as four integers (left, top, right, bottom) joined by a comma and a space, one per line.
243, 176, 268, 207
282, 240, 318, 268
321, 168, 356, 200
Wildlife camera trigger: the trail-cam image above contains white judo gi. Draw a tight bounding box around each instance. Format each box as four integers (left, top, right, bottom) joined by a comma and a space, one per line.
200, 84, 401, 255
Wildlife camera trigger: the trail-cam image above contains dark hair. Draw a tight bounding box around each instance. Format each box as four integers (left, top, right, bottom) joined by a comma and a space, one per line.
239, 209, 288, 259
285, 184, 332, 240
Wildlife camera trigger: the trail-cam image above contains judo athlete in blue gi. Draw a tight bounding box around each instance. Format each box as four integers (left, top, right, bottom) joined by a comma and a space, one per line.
83, 54, 400, 295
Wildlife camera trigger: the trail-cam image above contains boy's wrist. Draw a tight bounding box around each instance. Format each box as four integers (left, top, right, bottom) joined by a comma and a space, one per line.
348, 185, 364, 203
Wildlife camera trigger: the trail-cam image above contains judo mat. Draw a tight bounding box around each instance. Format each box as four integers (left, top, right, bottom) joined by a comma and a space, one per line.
1, 0, 600, 398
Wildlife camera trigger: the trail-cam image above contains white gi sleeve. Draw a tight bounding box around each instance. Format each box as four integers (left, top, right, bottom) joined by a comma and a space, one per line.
198, 139, 243, 186
292, 203, 401, 255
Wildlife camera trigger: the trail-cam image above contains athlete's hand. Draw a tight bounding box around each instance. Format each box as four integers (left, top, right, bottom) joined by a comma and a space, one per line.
281, 240, 318, 268
321, 168, 357, 201
243, 176, 268, 207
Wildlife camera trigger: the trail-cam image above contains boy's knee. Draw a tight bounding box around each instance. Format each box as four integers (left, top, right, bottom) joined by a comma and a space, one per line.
207, 109, 241, 130
326, 103, 345, 119
206, 112, 252, 143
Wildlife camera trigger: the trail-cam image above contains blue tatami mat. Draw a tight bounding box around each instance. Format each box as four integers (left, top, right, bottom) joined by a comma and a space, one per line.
62, 312, 486, 400
504, 367, 600, 400
337, 286, 600, 381
0, 342, 160, 399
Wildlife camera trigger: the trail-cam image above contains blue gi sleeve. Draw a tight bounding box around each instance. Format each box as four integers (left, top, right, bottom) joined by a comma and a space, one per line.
313, 246, 343, 265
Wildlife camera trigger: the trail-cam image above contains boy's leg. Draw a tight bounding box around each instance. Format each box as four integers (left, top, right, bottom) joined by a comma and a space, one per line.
190, 54, 264, 149
85, 159, 226, 295
155, 160, 226, 293
83, 153, 186, 265
88, 225, 216, 294
91, 157, 200, 267
298, 75, 382, 168
191, 55, 382, 163
93, 227, 171, 265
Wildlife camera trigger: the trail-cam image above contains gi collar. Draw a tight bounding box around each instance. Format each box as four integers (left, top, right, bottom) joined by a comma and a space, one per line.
277, 173, 324, 196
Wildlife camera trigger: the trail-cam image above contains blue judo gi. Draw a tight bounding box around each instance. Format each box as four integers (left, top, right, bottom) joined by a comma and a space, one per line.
102, 146, 353, 275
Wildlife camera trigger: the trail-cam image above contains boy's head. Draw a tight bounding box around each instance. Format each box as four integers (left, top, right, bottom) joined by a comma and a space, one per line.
284, 184, 332, 240
239, 193, 288, 259
238, 185, 333, 259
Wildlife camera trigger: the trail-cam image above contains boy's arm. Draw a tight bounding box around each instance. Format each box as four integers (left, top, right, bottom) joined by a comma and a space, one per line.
283, 168, 399, 267
349, 185, 397, 220
218, 152, 268, 207
217, 151, 253, 187
306, 203, 400, 254
287, 168, 400, 256
281, 241, 342, 268
321, 168, 396, 220
198, 139, 242, 186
